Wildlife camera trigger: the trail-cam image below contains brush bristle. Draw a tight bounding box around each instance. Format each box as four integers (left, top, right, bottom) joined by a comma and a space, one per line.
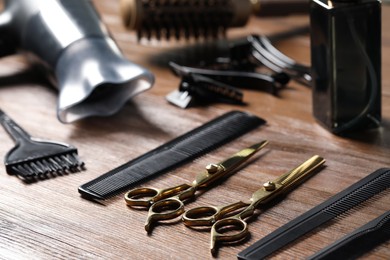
132, 0, 234, 40
7, 151, 85, 181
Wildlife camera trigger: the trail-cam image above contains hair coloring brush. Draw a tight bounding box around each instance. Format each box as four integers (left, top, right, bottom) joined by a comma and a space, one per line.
0, 109, 84, 181
121, 0, 309, 40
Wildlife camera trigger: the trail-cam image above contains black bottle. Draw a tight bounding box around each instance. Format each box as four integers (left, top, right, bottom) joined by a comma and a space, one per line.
310, 0, 381, 135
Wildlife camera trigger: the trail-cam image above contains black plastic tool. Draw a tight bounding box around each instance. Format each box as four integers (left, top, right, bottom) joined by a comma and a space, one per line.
237, 168, 390, 260
167, 62, 289, 108
79, 111, 266, 200
0, 109, 84, 181
308, 210, 390, 260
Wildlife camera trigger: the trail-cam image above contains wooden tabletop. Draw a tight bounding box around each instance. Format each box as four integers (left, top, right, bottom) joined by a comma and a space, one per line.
0, 1, 389, 259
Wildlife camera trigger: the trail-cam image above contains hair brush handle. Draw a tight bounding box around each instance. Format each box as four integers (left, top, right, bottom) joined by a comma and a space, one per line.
121, 0, 309, 40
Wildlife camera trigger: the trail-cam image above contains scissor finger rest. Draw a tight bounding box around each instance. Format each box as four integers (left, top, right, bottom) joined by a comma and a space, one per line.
145, 198, 186, 232
210, 217, 249, 255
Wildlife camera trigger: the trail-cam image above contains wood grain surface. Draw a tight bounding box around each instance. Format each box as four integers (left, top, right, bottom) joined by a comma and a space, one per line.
0, 1, 389, 259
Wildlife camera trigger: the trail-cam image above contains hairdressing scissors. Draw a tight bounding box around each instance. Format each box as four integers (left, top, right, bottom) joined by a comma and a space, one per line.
124, 141, 268, 232
182, 155, 325, 255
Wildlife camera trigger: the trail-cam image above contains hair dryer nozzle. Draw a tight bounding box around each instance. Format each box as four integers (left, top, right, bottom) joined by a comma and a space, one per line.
0, 0, 155, 123
55, 38, 154, 123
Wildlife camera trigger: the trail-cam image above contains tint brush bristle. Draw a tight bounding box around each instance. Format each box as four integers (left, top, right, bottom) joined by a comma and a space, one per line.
0, 109, 85, 182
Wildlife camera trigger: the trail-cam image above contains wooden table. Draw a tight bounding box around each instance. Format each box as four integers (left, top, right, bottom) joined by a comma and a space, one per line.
0, 1, 388, 259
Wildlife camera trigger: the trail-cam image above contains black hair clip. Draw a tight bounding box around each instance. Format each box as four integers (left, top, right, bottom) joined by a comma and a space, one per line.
166, 73, 245, 108
200, 35, 312, 87
249, 35, 312, 87
166, 62, 289, 108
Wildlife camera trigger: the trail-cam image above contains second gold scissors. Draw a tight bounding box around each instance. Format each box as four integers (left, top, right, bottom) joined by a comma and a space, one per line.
182, 155, 326, 255
124, 141, 268, 232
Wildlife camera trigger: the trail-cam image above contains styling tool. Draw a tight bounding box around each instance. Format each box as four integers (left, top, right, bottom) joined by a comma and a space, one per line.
310, 0, 381, 134
166, 73, 246, 109
207, 35, 311, 86
308, 210, 390, 260
249, 35, 312, 86
0, 109, 84, 181
125, 141, 268, 232
167, 62, 289, 108
237, 168, 390, 260
182, 155, 325, 255
79, 111, 266, 200
120, 0, 309, 40
0, 0, 154, 123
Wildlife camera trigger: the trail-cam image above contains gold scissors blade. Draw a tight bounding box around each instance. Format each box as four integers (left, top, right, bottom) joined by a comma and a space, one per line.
193, 141, 268, 188
274, 155, 325, 189
251, 155, 326, 206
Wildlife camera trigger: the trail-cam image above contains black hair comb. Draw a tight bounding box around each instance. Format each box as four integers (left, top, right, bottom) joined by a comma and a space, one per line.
0, 109, 84, 182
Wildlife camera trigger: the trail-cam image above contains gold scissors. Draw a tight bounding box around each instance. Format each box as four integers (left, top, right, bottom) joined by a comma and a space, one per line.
182, 155, 325, 255
124, 141, 268, 232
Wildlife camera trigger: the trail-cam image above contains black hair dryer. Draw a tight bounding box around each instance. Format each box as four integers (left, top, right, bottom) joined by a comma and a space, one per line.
0, 0, 154, 123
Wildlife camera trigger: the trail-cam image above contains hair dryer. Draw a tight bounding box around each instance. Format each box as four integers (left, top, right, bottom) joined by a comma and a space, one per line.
0, 0, 154, 123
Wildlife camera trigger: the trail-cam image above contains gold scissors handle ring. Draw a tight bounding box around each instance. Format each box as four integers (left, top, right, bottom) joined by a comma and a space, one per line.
210, 216, 249, 255
148, 198, 186, 220
183, 201, 249, 227
125, 187, 160, 207
144, 198, 186, 232
125, 184, 192, 207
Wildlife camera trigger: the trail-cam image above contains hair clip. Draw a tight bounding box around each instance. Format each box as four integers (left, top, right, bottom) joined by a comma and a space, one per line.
198, 35, 312, 87
166, 62, 289, 108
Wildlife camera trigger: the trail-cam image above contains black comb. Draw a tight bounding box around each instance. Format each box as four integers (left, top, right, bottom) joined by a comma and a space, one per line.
79, 111, 265, 200
0, 109, 84, 181
308, 210, 390, 260
237, 168, 390, 260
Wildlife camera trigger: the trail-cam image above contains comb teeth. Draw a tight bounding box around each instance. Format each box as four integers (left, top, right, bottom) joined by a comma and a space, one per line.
323, 170, 390, 217
79, 111, 265, 200
7, 151, 85, 181
134, 0, 234, 40
382, 214, 390, 234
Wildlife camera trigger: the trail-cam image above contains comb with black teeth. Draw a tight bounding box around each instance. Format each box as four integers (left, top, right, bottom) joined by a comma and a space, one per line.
79, 111, 266, 200
0, 109, 84, 181
237, 168, 390, 260
308, 210, 390, 260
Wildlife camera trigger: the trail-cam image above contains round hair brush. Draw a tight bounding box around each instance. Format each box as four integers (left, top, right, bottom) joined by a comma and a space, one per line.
121, 0, 309, 40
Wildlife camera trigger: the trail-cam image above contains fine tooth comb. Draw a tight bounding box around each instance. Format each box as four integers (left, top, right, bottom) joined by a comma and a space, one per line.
79, 111, 266, 200
237, 167, 390, 260
308, 210, 390, 260
0, 109, 84, 181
